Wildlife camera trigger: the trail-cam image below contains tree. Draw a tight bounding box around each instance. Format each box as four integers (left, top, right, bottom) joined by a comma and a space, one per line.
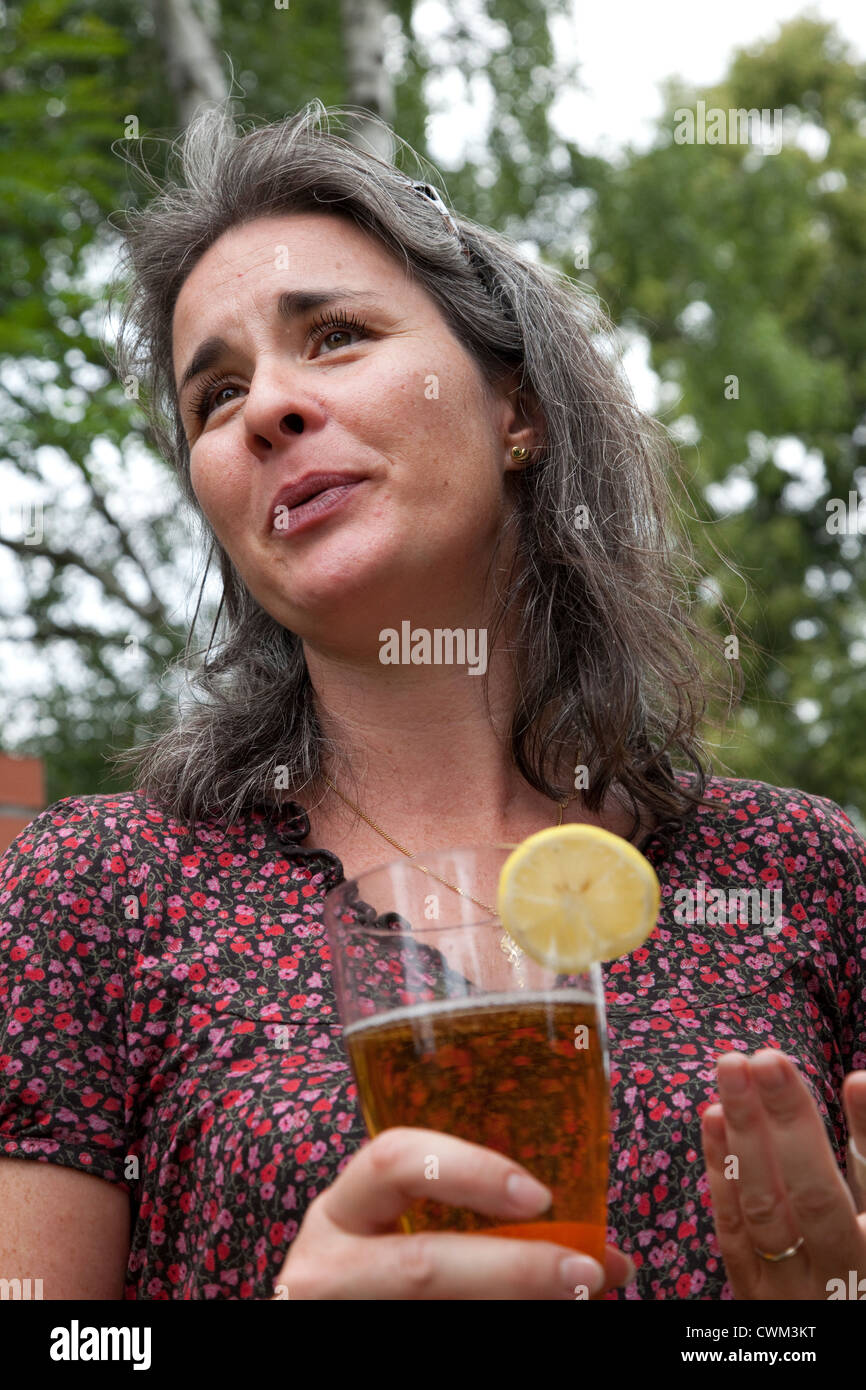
586, 16, 866, 827
149, 0, 228, 125
1, 0, 594, 807
1, 0, 192, 804
9, 3, 859, 825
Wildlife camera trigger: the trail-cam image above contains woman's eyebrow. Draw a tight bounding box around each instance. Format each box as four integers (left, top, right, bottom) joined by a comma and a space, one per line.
177, 287, 389, 402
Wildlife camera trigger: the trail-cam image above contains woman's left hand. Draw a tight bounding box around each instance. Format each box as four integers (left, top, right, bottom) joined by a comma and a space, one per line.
701, 1048, 866, 1299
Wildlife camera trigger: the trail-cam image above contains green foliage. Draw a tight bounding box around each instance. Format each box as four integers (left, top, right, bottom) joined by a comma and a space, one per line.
587, 16, 866, 826
2, 2, 864, 828
1, 0, 191, 803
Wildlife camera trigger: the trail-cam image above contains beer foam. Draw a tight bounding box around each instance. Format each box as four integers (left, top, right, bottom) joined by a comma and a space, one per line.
342, 988, 597, 1038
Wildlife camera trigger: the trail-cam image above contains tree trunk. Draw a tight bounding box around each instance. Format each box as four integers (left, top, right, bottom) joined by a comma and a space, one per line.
340, 0, 394, 159
150, 0, 228, 127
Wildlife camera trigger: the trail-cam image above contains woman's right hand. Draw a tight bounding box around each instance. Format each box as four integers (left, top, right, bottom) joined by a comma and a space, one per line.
272, 1127, 635, 1300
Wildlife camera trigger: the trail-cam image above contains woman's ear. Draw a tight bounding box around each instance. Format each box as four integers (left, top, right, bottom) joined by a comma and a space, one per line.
497, 368, 547, 470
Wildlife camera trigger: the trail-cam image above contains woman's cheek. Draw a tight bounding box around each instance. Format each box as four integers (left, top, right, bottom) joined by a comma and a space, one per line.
190, 447, 235, 524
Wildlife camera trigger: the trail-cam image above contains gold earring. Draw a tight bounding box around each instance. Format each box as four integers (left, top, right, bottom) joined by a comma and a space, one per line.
510, 446, 530, 461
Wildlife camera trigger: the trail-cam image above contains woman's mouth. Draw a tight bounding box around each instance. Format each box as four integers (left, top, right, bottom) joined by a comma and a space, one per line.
271, 479, 366, 537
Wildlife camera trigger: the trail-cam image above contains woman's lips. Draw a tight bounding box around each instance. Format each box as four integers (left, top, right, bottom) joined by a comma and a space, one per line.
271, 479, 365, 537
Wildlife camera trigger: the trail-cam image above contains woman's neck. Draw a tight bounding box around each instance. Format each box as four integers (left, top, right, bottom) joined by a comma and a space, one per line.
303, 631, 565, 833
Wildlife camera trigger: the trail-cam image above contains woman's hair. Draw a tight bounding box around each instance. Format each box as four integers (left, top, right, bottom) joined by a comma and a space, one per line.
107, 98, 744, 843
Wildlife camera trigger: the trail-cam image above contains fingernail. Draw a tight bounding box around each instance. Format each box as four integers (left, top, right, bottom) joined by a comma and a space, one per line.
719, 1058, 749, 1093
624, 1255, 637, 1283
753, 1054, 787, 1091
506, 1171, 553, 1212
560, 1254, 604, 1296
847, 1137, 866, 1193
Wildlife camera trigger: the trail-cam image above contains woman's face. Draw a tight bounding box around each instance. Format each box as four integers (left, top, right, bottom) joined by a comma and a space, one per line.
171, 212, 528, 656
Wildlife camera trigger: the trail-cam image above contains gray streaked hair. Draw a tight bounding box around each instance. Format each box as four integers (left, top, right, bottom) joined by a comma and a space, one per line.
107, 98, 744, 842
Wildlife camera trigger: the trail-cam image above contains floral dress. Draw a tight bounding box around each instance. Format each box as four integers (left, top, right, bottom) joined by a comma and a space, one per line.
1, 774, 863, 1299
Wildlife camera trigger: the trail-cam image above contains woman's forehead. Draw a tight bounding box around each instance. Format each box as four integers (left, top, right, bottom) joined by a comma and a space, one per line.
171, 212, 413, 337
169, 213, 444, 391
181, 212, 397, 293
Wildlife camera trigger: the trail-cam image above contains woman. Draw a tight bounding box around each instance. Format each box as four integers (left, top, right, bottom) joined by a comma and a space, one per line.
1, 100, 864, 1301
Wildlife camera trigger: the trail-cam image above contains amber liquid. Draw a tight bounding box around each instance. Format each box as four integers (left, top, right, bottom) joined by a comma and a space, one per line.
345, 991, 609, 1260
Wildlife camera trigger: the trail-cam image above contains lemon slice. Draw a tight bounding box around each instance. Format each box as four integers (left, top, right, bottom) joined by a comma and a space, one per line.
496, 823, 660, 971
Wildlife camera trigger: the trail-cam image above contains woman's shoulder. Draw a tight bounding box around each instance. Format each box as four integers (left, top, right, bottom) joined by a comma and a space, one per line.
0, 787, 324, 937
0, 791, 159, 947
661, 770, 866, 875
3, 786, 185, 840
0, 789, 177, 890
675, 771, 862, 833
1, 787, 313, 868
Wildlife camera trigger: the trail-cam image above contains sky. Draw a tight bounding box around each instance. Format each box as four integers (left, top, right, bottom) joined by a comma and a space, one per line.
416, 0, 866, 411
552, 0, 866, 160
420, 0, 866, 165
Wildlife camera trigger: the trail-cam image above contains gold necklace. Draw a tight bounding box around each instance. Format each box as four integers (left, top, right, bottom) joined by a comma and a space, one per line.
322, 775, 575, 964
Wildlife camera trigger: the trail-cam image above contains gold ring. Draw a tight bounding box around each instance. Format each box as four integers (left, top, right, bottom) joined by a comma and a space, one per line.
753, 1235, 805, 1263
848, 1136, 866, 1210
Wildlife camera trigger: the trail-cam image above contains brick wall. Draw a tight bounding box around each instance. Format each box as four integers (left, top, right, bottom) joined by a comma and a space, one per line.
0, 753, 45, 854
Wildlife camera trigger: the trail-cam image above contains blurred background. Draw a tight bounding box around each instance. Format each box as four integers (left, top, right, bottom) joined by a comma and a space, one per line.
1, 0, 865, 848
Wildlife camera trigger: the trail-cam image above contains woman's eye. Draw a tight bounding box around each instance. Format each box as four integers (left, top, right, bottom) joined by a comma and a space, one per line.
309, 312, 369, 354
318, 328, 355, 352
190, 314, 369, 426
191, 378, 243, 422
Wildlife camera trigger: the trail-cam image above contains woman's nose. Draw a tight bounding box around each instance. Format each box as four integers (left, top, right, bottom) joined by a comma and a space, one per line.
241, 364, 320, 453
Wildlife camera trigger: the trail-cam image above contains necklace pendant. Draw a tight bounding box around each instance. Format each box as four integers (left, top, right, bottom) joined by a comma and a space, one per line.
498, 931, 524, 968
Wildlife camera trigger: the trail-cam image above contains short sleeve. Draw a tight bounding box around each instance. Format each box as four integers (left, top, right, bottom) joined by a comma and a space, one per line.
0, 797, 132, 1188
804, 792, 866, 1074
